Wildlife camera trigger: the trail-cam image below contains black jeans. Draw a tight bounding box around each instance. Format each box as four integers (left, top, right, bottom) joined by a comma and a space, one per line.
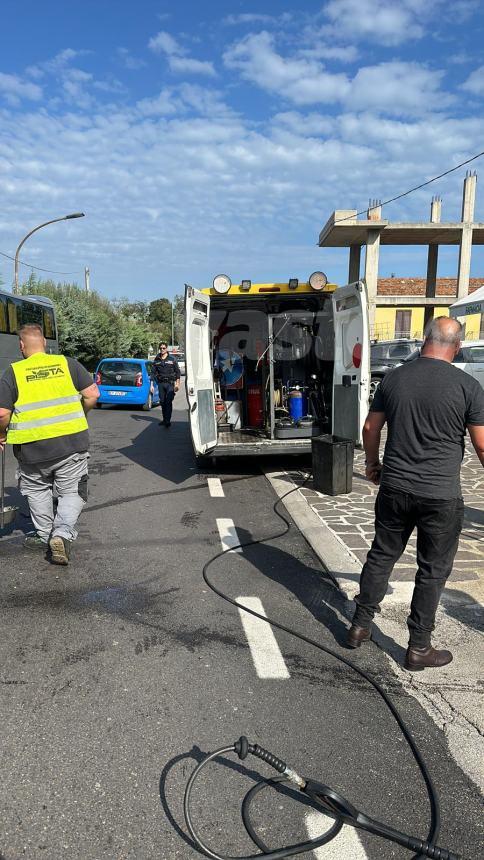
158, 382, 175, 424
353, 487, 464, 647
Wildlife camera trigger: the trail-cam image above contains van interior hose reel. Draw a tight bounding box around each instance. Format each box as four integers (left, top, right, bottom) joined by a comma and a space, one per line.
182, 477, 461, 860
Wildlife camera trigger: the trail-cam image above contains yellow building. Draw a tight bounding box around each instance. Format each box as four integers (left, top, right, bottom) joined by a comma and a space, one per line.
373, 277, 484, 341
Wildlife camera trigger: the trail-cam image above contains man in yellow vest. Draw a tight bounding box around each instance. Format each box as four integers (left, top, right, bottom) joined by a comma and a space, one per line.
0, 323, 99, 565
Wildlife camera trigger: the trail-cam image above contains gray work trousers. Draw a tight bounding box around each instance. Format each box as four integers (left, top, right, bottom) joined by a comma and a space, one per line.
17, 452, 89, 543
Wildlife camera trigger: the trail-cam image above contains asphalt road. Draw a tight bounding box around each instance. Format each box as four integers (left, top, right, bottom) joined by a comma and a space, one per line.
0, 394, 482, 860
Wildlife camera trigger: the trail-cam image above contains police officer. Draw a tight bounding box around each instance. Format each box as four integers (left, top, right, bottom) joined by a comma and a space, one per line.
0, 323, 99, 565
152, 342, 180, 428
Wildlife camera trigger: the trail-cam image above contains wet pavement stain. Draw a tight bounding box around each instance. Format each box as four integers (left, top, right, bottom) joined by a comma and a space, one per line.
181, 511, 202, 529
63, 642, 106, 665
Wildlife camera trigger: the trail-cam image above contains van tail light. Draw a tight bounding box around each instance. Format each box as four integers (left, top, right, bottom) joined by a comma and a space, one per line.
95, 372, 101, 385
135, 372, 143, 387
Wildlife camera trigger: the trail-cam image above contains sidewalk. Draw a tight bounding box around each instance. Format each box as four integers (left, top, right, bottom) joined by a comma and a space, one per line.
265, 440, 484, 792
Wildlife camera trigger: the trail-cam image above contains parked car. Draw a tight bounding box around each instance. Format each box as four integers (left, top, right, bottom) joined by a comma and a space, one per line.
370, 338, 423, 399
94, 358, 160, 409
405, 340, 484, 389
176, 352, 186, 375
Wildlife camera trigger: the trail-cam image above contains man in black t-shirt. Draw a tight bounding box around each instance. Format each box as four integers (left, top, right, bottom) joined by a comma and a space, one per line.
0, 324, 99, 564
347, 317, 484, 670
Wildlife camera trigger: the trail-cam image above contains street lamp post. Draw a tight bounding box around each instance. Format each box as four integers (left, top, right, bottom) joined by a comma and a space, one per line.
13, 212, 85, 295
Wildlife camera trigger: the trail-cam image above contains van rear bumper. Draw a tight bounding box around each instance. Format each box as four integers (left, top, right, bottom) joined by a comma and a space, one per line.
208, 439, 313, 457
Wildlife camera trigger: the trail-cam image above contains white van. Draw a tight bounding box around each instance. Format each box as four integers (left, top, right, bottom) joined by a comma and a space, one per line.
184, 275, 370, 462
453, 341, 484, 388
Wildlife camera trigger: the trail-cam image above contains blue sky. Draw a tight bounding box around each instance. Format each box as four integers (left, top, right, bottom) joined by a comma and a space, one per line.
1, 0, 484, 301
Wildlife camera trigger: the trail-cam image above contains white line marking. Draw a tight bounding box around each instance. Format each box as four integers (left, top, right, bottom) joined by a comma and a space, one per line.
208, 478, 224, 497
216, 518, 242, 553
306, 811, 368, 859
236, 596, 290, 679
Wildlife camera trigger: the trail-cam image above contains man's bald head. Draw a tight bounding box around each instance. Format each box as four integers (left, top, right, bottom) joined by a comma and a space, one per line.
19, 324, 46, 358
422, 316, 462, 362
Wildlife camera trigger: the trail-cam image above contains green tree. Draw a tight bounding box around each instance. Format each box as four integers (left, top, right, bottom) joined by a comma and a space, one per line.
148, 298, 172, 341
19, 278, 183, 368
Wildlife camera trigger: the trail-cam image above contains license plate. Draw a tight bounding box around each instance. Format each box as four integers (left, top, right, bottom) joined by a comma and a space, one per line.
108, 391, 127, 396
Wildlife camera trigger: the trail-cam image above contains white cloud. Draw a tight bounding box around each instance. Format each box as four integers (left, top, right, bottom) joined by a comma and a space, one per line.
136, 88, 181, 117
224, 33, 448, 116
26, 49, 87, 79
148, 30, 216, 77
169, 56, 217, 76
149, 31, 180, 55
117, 47, 146, 71
461, 65, 484, 96
347, 62, 451, 116
322, 0, 431, 46
299, 44, 359, 63
3, 82, 481, 300
224, 31, 350, 105
0, 73, 42, 105
223, 13, 291, 25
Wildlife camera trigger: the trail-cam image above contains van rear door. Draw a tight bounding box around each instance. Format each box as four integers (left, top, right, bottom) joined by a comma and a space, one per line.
185, 285, 217, 455
332, 280, 370, 445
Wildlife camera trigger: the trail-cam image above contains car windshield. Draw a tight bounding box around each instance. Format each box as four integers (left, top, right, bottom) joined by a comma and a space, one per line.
98, 361, 143, 386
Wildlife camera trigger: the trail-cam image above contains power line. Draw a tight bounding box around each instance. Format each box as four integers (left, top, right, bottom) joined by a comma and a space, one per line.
0, 249, 82, 276
335, 149, 484, 223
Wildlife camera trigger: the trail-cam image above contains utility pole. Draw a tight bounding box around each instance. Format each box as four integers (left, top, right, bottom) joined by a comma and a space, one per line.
171, 301, 175, 347
84, 266, 90, 292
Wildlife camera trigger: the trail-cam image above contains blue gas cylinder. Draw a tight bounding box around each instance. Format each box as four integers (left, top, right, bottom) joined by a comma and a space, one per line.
289, 389, 304, 421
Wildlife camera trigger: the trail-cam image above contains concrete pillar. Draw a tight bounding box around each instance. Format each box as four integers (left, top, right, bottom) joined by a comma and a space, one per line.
348, 245, 361, 283
426, 196, 441, 305
457, 172, 477, 299
430, 195, 442, 224
365, 229, 381, 333
367, 199, 382, 221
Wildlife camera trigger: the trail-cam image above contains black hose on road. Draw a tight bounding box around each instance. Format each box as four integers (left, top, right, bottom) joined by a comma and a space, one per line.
183, 475, 461, 860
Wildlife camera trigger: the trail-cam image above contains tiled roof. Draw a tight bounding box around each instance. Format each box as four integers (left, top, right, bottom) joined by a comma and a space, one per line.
377, 277, 483, 296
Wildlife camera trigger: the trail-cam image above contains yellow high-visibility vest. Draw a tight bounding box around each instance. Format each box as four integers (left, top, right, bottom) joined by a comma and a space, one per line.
7, 353, 88, 445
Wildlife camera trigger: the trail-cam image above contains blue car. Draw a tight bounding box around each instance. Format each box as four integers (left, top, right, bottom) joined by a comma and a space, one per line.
94, 358, 160, 410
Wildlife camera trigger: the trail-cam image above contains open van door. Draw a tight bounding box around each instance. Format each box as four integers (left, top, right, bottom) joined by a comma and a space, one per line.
185, 285, 217, 456
332, 280, 370, 445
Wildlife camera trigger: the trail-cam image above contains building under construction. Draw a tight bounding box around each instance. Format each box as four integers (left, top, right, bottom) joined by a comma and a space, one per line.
319, 172, 484, 340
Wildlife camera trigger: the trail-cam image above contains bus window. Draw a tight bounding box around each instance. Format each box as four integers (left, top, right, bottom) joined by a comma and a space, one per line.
0, 296, 7, 333
21, 300, 43, 328
7, 298, 20, 334
43, 307, 56, 340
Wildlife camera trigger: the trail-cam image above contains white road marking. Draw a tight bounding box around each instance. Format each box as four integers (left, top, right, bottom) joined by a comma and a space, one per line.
208, 477, 224, 497
236, 596, 290, 679
306, 811, 368, 859
216, 518, 242, 553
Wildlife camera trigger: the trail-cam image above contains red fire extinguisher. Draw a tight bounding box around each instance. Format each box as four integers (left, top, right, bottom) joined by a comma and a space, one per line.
247, 386, 263, 428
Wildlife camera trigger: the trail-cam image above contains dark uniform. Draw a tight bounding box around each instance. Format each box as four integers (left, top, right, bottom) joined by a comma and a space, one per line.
152, 352, 180, 426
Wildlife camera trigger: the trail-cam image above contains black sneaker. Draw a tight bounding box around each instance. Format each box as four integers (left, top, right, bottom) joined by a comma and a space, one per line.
49, 535, 71, 566
24, 533, 48, 551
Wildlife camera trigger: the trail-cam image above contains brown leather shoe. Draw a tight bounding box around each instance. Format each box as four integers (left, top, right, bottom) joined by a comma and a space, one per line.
347, 625, 371, 649
404, 645, 453, 671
